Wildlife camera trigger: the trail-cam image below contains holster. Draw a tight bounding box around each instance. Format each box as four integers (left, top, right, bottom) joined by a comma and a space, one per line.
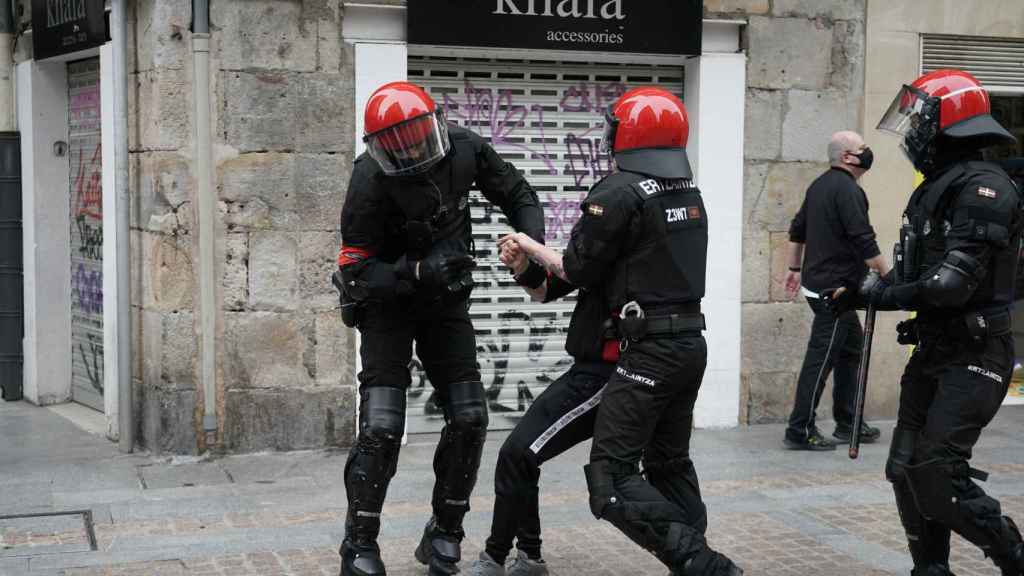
618, 301, 648, 342
897, 317, 919, 346
332, 270, 362, 328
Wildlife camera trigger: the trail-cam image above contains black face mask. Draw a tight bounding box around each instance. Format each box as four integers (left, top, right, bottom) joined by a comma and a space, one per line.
851, 147, 874, 171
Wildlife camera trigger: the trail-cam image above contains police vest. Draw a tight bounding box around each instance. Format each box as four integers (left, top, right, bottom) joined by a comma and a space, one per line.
898, 161, 1023, 308
608, 177, 708, 310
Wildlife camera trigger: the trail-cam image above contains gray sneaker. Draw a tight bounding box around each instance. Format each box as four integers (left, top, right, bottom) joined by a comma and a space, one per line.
507, 550, 549, 576
466, 551, 506, 576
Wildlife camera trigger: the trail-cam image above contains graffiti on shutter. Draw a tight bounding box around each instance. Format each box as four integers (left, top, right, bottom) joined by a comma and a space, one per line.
405, 56, 683, 433
68, 58, 104, 412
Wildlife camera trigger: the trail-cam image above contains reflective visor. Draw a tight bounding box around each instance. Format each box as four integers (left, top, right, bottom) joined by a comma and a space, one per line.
601, 106, 618, 154
365, 110, 450, 176
877, 84, 934, 138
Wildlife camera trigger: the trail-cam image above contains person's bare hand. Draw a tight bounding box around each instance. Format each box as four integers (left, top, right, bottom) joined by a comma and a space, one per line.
500, 240, 528, 275
500, 232, 539, 255
784, 270, 802, 299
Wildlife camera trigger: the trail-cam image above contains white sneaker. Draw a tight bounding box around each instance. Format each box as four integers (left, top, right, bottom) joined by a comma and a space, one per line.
507, 550, 549, 576
466, 551, 506, 576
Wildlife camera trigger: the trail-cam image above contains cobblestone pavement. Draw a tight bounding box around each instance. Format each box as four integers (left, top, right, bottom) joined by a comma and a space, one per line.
4, 400, 1024, 575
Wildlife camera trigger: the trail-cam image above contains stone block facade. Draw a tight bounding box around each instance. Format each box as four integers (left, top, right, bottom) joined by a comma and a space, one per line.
715, 0, 871, 423
119, 0, 870, 453
129, 0, 354, 454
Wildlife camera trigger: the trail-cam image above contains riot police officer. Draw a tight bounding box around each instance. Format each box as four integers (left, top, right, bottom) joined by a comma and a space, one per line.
826, 69, 1024, 575
334, 81, 545, 576
493, 88, 742, 576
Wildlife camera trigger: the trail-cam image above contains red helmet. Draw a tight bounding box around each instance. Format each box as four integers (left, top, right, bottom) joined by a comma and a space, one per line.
602, 87, 692, 179
363, 82, 450, 176
877, 69, 1015, 172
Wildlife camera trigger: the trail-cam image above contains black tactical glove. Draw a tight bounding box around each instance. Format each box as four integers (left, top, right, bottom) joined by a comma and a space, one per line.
859, 270, 888, 306
823, 271, 892, 313
396, 252, 476, 296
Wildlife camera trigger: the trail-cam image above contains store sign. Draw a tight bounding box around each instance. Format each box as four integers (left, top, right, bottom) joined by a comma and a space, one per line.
32, 0, 108, 61
408, 0, 703, 56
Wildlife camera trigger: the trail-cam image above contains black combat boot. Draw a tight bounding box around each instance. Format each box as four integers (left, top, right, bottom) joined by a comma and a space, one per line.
415, 516, 462, 575
678, 548, 743, 576
993, 517, 1024, 576
340, 538, 387, 576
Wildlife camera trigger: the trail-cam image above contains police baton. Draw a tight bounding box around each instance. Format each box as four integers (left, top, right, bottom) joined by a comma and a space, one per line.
849, 302, 876, 459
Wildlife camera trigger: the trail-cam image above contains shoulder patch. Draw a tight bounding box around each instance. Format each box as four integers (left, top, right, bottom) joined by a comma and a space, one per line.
977, 186, 998, 199
587, 204, 605, 217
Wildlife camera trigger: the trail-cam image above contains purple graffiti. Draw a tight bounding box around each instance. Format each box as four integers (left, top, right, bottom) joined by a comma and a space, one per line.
72, 263, 103, 314
443, 81, 559, 175
442, 78, 627, 189
545, 192, 586, 242
558, 80, 627, 113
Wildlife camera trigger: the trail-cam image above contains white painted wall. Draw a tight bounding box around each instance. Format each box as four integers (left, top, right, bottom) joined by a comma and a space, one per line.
100, 43, 119, 438
18, 60, 72, 406
354, 43, 408, 156
686, 52, 747, 428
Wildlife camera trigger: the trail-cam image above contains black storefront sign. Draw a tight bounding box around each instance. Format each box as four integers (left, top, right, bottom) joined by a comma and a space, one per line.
408, 0, 702, 56
32, 0, 108, 61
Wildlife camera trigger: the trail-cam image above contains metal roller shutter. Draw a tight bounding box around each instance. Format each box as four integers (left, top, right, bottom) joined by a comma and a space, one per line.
405, 55, 684, 433
921, 34, 1024, 88
68, 58, 104, 412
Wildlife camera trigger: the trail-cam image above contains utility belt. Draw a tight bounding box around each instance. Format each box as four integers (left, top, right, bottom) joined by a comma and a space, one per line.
898, 307, 1011, 345
615, 301, 705, 347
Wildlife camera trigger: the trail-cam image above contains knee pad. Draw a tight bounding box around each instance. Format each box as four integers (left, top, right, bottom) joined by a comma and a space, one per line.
584, 459, 637, 519
446, 380, 489, 434
886, 426, 917, 483
357, 387, 407, 454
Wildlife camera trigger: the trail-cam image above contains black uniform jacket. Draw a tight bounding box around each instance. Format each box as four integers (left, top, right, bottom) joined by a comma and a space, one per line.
548, 169, 708, 361
338, 125, 545, 302
901, 161, 1022, 314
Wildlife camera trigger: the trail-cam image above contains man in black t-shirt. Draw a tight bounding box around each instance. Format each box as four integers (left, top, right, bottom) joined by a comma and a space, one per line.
782, 131, 890, 450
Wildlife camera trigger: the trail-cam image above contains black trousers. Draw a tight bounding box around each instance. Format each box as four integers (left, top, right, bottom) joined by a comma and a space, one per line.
890, 327, 1021, 570
484, 361, 614, 564
344, 295, 486, 544
786, 295, 862, 440
586, 335, 710, 571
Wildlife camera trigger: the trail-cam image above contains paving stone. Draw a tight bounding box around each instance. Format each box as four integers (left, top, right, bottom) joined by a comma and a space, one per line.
6, 401, 1024, 575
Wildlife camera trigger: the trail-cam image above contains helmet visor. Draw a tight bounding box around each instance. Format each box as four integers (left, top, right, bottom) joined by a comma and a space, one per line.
877, 84, 933, 138
365, 110, 450, 176
600, 106, 618, 154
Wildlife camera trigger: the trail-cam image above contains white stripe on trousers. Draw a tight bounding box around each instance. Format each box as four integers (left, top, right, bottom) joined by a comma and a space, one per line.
529, 384, 607, 455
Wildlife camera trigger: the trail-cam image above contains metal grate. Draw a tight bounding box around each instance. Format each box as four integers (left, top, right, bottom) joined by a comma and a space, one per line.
67, 58, 104, 413
0, 510, 97, 557
406, 55, 684, 433
922, 34, 1024, 89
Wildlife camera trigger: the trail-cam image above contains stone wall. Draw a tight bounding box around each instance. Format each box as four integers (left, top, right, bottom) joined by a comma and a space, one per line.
130, 0, 357, 453
706, 0, 872, 423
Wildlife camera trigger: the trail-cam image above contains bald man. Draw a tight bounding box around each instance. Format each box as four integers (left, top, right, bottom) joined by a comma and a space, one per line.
782, 131, 890, 450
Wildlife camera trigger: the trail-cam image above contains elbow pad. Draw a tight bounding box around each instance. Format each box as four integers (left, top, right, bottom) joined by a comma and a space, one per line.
920, 250, 983, 308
